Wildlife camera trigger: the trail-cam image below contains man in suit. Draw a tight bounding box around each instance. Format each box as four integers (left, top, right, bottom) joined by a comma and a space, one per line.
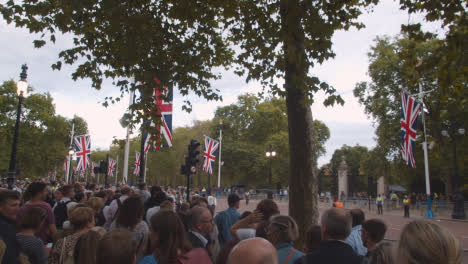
187, 206, 214, 255
296, 208, 362, 264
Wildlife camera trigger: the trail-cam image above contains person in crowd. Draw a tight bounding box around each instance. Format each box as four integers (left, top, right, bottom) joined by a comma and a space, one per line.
160, 200, 174, 211
214, 193, 240, 246
397, 220, 462, 264
191, 196, 209, 208
252, 199, 280, 239
144, 186, 163, 212
187, 206, 215, 256
138, 183, 151, 202
208, 193, 217, 212
403, 195, 410, 218
229, 210, 262, 241
376, 194, 383, 215
74, 229, 104, 264
145, 191, 167, 223
17, 182, 58, 244
361, 218, 387, 259
139, 209, 212, 264
16, 207, 48, 264
0, 189, 22, 264
362, 241, 395, 264
304, 225, 321, 253
54, 185, 76, 229
87, 197, 105, 226
266, 215, 304, 264
297, 208, 361, 264
346, 209, 367, 256
105, 186, 131, 229
48, 207, 95, 264
97, 229, 137, 264
110, 195, 149, 261
227, 238, 278, 264
52, 188, 62, 210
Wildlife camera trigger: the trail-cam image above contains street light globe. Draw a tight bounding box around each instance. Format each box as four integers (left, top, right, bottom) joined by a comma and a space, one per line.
441, 130, 448, 137
16, 80, 28, 96
272, 151, 276, 157
266, 152, 271, 157
458, 128, 465, 135
69, 149, 75, 155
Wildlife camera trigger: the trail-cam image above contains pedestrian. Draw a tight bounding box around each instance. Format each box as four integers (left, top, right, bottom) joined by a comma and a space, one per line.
376, 194, 383, 215
16, 207, 48, 264
266, 215, 305, 264
403, 195, 410, 218
187, 206, 215, 256
227, 238, 278, 264
361, 219, 387, 261
97, 230, 137, 264
214, 193, 240, 247
0, 189, 22, 264
346, 209, 367, 256
244, 191, 250, 205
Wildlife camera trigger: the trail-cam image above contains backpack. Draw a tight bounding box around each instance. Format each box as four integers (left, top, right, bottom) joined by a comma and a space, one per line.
54, 200, 71, 229
111, 198, 122, 222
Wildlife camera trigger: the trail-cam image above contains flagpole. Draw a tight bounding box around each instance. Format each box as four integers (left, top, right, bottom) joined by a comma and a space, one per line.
217, 120, 223, 197
115, 155, 119, 185
144, 152, 148, 184
66, 123, 75, 183
123, 90, 134, 184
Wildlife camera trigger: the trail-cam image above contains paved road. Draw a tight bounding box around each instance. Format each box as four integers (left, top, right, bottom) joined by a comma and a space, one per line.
215, 198, 468, 263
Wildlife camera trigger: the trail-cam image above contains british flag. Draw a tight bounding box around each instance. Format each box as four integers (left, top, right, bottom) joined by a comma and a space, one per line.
74, 135, 91, 171
107, 158, 116, 177
134, 152, 141, 176
153, 77, 173, 149
203, 136, 220, 175
400, 90, 422, 168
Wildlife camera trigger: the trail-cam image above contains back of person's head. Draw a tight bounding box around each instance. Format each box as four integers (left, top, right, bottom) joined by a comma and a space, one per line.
150, 186, 162, 197
160, 200, 173, 211
20, 206, 46, 230
190, 196, 208, 208
256, 199, 279, 221
116, 195, 144, 228
255, 221, 269, 239
305, 225, 322, 253
74, 229, 104, 264
97, 230, 136, 264
267, 215, 299, 245
120, 186, 131, 195
150, 209, 191, 263
350, 209, 365, 227
138, 183, 146, 190
321, 208, 352, 240
153, 191, 167, 205
371, 241, 396, 264
61, 185, 74, 197
362, 219, 387, 243
397, 220, 462, 264
227, 193, 240, 207
87, 197, 104, 215
24, 182, 47, 200
94, 190, 106, 199
227, 238, 278, 264
69, 207, 94, 231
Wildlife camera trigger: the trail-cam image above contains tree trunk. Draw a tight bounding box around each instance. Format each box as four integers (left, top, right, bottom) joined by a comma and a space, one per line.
281, 0, 319, 248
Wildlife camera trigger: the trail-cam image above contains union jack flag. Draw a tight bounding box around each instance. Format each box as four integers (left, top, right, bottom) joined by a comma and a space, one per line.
134, 152, 141, 176
73, 135, 91, 171
400, 90, 422, 168
107, 158, 116, 177
203, 136, 220, 175
153, 77, 173, 149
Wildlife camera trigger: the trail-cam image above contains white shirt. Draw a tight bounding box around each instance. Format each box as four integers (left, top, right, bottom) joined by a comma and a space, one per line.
146, 206, 160, 223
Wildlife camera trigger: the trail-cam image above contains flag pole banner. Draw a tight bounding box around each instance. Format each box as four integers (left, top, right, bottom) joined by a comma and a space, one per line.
134, 152, 141, 176
152, 77, 173, 150
400, 90, 422, 168
73, 135, 91, 171
203, 136, 220, 175
107, 158, 116, 177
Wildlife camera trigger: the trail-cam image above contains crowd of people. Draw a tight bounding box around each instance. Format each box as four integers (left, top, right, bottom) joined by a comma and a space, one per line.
0, 180, 464, 264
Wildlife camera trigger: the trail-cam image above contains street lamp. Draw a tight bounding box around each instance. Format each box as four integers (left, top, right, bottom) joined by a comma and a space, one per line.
7, 64, 28, 189
442, 122, 466, 219
68, 149, 75, 183
266, 144, 277, 199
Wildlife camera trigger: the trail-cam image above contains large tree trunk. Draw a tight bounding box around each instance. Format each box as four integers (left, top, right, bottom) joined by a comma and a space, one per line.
281, 0, 319, 248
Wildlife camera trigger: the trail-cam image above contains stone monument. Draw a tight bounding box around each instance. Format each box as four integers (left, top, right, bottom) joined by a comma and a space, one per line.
337, 156, 348, 200
377, 176, 385, 196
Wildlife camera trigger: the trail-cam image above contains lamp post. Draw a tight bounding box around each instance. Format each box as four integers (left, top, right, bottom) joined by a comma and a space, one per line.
7, 64, 28, 189
442, 123, 466, 219
68, 149, 75, 183
266, 144, 276, 199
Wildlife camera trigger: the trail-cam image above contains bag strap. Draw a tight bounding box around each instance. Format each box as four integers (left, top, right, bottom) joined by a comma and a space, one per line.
283, 248, 295, 264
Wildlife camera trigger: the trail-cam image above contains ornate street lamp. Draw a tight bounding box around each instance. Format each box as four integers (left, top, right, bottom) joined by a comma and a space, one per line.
266, 144, 277, 199
442, 122, 466, 219
7, 64, 28, 189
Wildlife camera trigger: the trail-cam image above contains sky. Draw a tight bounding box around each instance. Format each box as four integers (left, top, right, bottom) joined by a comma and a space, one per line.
0, 0, 433, 166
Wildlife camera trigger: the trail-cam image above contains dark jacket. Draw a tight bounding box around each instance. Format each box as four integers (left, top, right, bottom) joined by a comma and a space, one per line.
187, 231, 206, 249
0, 214, 20, 264
295, 240, 362, 264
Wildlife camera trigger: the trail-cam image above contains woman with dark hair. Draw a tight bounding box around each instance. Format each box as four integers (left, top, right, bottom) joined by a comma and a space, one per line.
139, 210, 212, 264
16, 207, 48, 264
110, 195, 149, 262
16, 182, 58, 244
145, 190, 167, 222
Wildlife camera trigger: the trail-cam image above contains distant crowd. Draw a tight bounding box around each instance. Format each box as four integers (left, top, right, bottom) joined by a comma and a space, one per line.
0, 180, 463, 264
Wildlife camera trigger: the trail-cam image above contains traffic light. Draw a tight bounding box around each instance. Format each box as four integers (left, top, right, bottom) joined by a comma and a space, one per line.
188, 139, 201, 169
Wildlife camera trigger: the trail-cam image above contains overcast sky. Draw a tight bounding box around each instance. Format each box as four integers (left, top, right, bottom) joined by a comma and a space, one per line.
0, 0, 434, 166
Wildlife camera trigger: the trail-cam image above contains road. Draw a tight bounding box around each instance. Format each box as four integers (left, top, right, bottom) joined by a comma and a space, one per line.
215, 198, 468, 263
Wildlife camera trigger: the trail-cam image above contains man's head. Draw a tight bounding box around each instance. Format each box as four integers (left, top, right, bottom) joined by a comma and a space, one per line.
0, 189, 20, 221
54, 189, 63, 201
120, 186, 131, 195
320, 208, 352, 240
361, 219, 387, 248
188, 206, 213, 236
138, 183, 147, 191
228, 238, 278, 264
350, 209, 365, 227
61, 185, 74, 198
25, 182, 48, 201
97, 229, 137, 264
228, 193, 240, 209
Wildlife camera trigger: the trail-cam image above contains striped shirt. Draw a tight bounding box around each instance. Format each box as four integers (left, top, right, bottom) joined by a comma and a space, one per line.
16, 233, 47, 264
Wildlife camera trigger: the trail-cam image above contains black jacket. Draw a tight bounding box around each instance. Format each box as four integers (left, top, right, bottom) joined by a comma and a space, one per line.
0, 214, 20, 264
295, 240, 362, 264
187, 231, 206, 249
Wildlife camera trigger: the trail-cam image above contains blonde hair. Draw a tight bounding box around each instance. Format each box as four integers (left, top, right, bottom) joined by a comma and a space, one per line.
69, 207, 94, 231
372, 241, 395, 264
398, 220, 462, 264
87, 197, 104, 215
268, 215, 299, 242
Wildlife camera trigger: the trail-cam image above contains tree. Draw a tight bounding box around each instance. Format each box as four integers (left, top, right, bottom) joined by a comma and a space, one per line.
1, 0, 378, 245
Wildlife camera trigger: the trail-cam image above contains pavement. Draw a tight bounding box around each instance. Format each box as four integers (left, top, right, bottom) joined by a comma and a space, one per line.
215, 198, 468, 263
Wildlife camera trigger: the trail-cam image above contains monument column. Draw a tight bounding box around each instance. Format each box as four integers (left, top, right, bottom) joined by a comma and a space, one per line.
338, 156, 348, 200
